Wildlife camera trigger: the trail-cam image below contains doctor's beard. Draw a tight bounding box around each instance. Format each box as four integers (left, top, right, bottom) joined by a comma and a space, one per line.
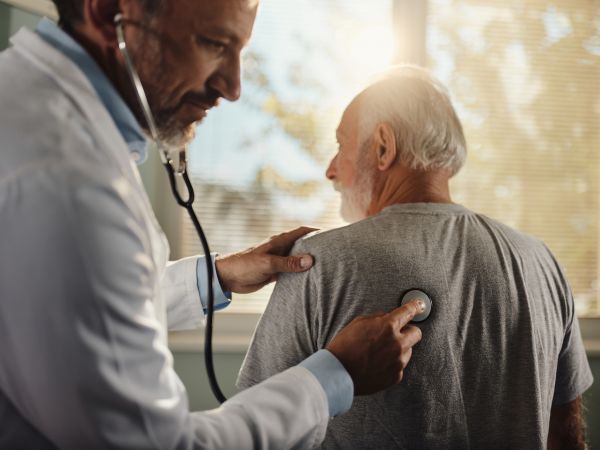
143, 86, 202, 155
125, 35, 215, 154
154, 108, 197, 152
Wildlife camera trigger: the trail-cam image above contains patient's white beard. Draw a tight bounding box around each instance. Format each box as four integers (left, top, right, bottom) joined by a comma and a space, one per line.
338, 167, 374, 223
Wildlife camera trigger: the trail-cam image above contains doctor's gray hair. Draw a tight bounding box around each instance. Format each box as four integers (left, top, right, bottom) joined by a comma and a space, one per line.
356, 65, 466, 177
50, 0, 163, 27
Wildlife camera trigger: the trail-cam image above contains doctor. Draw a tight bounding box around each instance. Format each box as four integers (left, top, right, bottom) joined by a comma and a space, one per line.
0, 0, 425, 448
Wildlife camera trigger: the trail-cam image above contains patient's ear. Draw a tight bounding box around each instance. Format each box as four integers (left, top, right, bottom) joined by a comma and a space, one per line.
374, 123, 397, 171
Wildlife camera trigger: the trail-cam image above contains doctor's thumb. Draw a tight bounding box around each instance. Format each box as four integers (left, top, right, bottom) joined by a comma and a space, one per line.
268, 254, 314, 273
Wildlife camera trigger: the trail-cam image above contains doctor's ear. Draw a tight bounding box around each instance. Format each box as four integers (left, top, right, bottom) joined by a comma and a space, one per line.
83, 0, 121, 46
373, 123, 397, 172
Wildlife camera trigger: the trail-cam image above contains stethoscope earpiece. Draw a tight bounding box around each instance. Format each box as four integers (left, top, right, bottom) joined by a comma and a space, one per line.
401, 289, 433, 323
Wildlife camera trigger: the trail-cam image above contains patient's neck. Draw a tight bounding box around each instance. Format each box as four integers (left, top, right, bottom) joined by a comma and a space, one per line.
366, 165, 452, 216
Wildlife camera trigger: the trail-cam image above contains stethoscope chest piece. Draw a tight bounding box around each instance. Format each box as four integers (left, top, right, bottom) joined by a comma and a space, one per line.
401, 289, 433, 323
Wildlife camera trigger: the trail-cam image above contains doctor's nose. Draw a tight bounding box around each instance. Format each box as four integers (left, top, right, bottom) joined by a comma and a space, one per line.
209, 55, 242, 102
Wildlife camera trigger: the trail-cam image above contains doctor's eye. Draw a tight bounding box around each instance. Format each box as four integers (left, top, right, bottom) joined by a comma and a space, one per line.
196, 36, 228, 54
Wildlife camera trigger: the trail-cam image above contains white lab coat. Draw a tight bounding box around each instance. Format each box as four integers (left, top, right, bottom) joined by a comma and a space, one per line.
0, 28, 328, 449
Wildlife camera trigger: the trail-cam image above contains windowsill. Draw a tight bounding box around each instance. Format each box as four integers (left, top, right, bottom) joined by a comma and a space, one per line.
168, 312, 600, 357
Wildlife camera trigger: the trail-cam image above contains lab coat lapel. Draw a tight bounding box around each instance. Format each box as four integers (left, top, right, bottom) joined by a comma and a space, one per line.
10, 27, 138, 190
10, 27, 170, 337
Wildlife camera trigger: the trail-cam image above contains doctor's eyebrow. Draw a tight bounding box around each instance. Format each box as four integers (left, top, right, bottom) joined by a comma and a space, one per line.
200, 25, 244, 47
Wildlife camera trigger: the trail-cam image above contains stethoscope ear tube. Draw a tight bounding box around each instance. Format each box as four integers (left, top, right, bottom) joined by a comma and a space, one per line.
115, 14, 227, 404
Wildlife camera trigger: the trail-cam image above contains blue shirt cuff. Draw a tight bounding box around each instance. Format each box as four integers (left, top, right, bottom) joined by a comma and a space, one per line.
196, 254, 232, 313
299, 349, 354, 417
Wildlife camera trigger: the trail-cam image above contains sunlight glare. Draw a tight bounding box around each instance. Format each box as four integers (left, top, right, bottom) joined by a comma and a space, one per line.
339, 24, 395, 96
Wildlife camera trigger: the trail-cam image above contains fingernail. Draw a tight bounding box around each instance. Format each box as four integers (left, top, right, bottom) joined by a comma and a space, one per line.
418, 300, 426, 312
300, 255, 312, 269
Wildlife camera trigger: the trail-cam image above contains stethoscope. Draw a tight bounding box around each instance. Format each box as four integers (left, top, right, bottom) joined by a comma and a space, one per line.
114, 13, 433, 405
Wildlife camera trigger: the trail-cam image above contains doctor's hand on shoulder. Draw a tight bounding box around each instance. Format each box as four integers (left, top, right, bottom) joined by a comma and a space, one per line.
215, 226, 317, 294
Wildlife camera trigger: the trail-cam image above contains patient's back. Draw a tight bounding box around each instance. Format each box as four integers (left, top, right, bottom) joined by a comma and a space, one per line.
237, 203, 591, 450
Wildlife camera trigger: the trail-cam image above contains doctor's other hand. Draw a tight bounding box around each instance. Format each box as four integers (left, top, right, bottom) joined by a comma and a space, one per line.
326, 300, 425, 396
215, 226, 317, 294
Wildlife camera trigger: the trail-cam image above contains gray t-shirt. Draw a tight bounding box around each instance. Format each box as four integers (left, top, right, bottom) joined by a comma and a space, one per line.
237, 203, 593, 450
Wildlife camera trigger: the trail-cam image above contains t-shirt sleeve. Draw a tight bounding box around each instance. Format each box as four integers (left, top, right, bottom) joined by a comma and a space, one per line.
237, 240, 318, 390
553, 299, 593, 405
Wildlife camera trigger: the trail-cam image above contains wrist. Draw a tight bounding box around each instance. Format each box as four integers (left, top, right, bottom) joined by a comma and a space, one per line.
325, 342, 354, 382
299, 350, 354, 416
214, 255, 230, 292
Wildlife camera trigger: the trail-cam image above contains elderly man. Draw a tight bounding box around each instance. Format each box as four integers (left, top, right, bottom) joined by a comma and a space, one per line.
238, 66, 593, 449
0, 1, 426, 449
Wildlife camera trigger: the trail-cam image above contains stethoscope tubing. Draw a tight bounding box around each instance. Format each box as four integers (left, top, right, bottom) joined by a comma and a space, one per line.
116, 14, 228, 404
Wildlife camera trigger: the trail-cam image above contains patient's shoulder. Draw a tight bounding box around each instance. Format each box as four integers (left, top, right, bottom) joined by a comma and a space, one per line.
291, 217, 380, 261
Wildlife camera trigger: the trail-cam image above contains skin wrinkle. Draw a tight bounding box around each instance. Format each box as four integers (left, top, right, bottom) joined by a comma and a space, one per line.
366, 166, 453, 217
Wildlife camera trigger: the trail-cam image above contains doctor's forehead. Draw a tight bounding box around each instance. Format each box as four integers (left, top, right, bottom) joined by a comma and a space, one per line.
167, 0, 259, 39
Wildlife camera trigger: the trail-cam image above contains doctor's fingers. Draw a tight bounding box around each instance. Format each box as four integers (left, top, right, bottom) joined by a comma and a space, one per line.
387, 300, 425, 331
398, 345, 413, 372
396, 324, 423, 351
394, 348, 413, 384
262, 253, 314, 274
394, 335, 419, 385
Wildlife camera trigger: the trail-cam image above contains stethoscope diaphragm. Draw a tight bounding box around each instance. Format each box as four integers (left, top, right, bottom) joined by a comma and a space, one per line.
400, 289, 433, 323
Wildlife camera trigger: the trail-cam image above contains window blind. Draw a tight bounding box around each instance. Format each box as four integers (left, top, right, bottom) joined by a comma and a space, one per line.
428, 0, 600, 315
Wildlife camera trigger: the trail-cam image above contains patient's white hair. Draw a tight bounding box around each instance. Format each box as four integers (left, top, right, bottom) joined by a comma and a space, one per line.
356, 65, 466, 177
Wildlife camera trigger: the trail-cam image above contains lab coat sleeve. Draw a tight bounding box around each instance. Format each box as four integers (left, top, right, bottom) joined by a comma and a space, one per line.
0, 159, 329, 450
190, 366, 328, 449
162, 255, 231, 331
162, 256, 206, 330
